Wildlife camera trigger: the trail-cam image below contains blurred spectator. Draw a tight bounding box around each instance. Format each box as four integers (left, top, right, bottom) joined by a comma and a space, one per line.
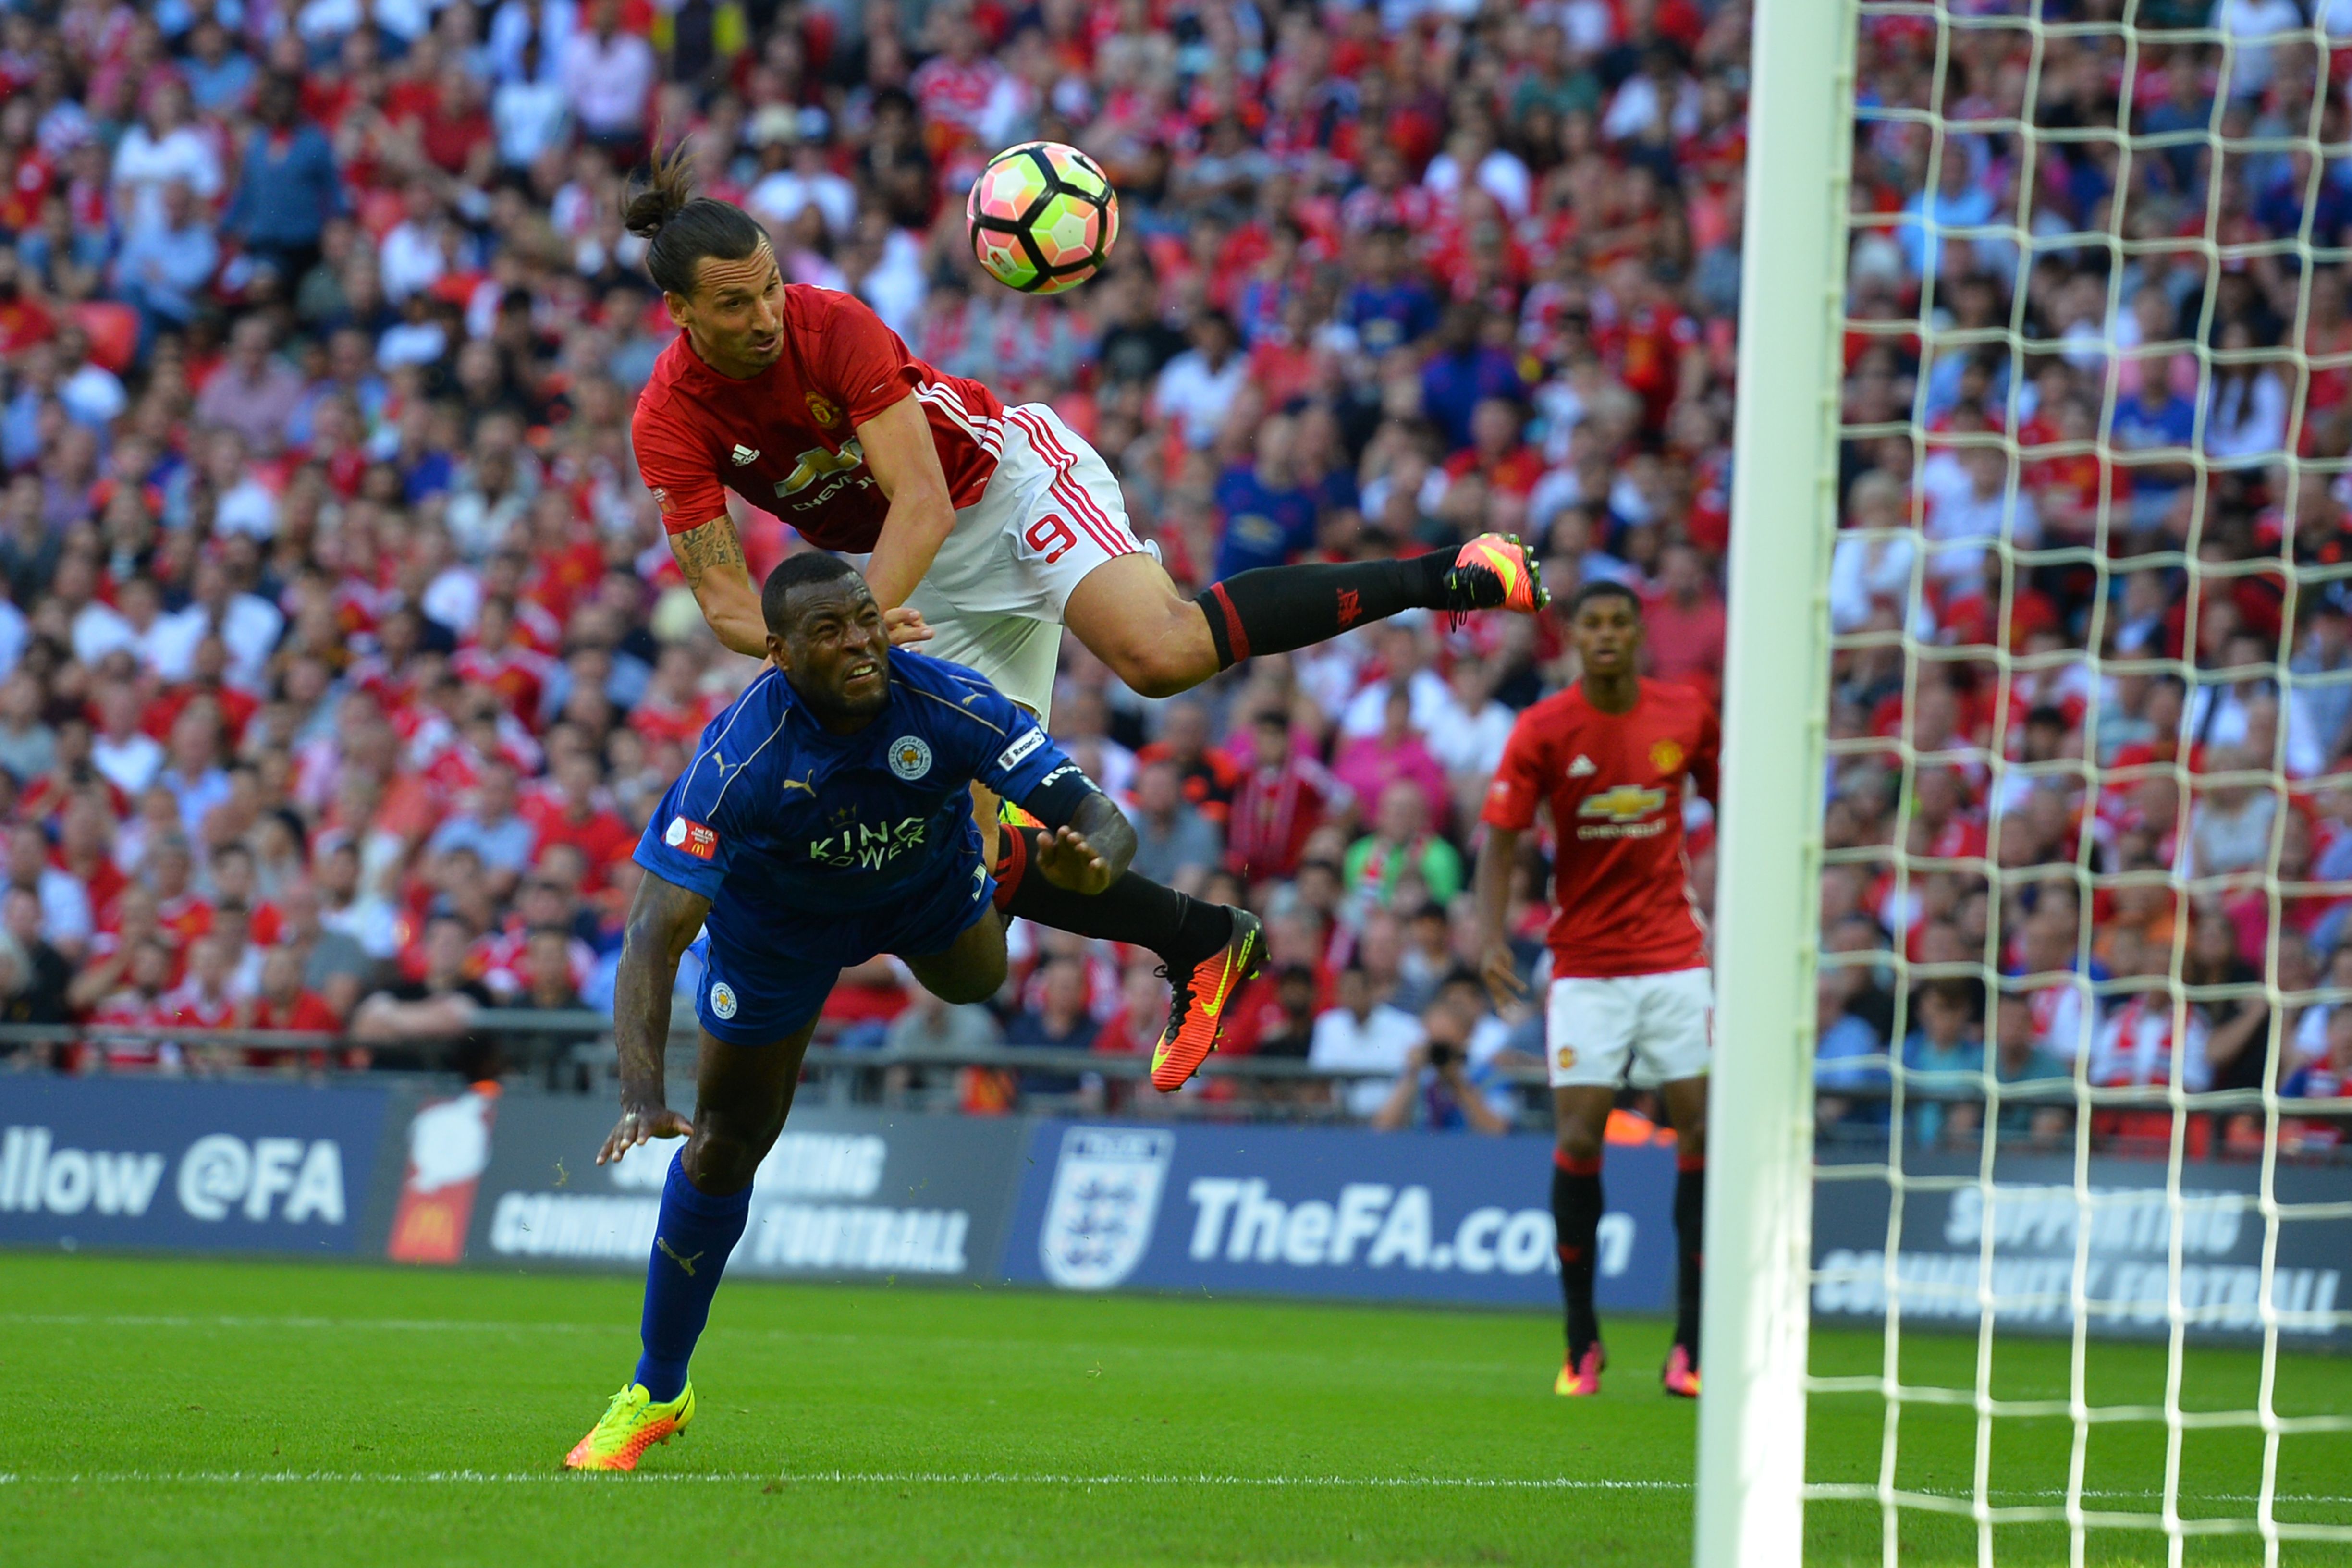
1309, 961, 1422, 1119
1126, 758, 1222, 888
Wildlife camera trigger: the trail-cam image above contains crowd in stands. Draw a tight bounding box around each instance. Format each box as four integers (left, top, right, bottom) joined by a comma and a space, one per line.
0, 0, 2342, 1149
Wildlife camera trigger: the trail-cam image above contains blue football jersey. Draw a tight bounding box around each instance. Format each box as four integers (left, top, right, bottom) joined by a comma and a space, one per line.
632, 650, 1079, 934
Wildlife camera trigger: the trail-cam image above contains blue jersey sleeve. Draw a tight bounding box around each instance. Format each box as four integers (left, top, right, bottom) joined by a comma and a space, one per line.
633, 767, 736, 900
958, 684, 1080, 804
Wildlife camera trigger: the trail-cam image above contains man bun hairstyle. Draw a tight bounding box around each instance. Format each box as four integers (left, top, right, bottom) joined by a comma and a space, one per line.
621, 142, 767, 299
762, 551, 862, 634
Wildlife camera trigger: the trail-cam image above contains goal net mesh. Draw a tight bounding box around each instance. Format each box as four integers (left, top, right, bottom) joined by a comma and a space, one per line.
1806, 0, 2352, 1558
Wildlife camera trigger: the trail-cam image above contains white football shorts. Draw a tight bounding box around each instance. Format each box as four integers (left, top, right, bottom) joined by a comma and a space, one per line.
903, 401, 1145, 723
1545, 967, 1715, 1090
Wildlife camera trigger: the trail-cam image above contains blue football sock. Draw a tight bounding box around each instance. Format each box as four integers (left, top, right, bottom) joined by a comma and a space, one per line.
634, 1150, 752, 1402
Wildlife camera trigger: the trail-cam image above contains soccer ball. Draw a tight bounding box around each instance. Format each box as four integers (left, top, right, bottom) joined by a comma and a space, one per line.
965, 141, 1120, 296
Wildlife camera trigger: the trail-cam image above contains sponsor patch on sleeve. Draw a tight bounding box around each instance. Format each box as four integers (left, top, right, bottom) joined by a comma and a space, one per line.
665, 816, 719, 860
997, 727, 1046, 772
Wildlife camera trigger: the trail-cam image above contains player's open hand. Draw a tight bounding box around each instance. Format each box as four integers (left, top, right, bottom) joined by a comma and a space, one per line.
1033, 825, 1115, 895
597, 1102, 693, 1166
1478, 941, 1528, 1010
883, 606, 934, 646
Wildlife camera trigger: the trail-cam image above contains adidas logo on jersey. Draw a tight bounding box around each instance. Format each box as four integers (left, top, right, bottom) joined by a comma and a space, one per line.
731, 444, 760, 466
1568, 755, 1598, 778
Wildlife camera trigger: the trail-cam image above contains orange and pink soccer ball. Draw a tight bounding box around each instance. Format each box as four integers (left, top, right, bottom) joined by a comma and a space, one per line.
965, 141, 1120, 295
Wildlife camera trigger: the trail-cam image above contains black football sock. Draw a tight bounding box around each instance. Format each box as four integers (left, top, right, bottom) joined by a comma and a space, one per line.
993, 829, 1233, 966
1198, 553, 1455, 669
1552, 1147, 1604, 1360
1674, 1153, 1704, 1360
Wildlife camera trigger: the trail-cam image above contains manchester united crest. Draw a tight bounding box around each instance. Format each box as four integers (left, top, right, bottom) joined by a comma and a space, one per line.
1651, 739, 1685, 775
806, 392, 842, 427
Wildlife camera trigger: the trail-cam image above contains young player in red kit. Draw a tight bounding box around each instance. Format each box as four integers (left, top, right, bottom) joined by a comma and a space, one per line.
1476, 581, 1718, 1399
622, 149, 1548, 1090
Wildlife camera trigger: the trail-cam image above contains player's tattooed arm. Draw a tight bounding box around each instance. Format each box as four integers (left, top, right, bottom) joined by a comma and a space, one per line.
669, 514, 769, 660
597, 870, 713, 1165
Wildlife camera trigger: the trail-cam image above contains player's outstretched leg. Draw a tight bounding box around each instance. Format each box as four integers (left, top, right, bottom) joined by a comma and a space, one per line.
567, 1023, 810, 1471
1062, 541, 1547, 702
1550, 1087, 1614, 1396
1659, 1075, 1708, 1398
987, 811, 1262, 1089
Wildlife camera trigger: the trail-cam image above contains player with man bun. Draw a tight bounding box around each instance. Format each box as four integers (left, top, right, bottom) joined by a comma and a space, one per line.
624, 147, 1550, 1089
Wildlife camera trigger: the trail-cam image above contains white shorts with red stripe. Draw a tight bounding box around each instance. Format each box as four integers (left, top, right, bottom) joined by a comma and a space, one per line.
903, 400, 1145, 722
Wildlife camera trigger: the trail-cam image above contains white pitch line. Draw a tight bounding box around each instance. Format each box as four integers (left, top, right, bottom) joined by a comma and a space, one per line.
0, 1470, 1674, 1491
0, 1472, 2344, 1507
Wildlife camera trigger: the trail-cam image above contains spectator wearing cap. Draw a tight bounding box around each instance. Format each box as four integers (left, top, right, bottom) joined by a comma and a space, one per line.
747, 110, 857, 238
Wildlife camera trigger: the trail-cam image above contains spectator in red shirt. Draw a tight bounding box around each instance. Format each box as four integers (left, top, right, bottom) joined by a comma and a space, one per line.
521, 749, 635, 888
1227, 710, 1343, 885
1642, 542, 1727, 703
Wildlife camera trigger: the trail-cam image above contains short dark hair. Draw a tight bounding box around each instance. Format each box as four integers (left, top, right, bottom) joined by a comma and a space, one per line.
760, 551, 862, 634
622, 144, 767, 298
1567, 578, 1643, 618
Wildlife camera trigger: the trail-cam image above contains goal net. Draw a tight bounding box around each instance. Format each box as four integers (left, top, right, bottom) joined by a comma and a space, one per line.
1702, 0, 2352, 1562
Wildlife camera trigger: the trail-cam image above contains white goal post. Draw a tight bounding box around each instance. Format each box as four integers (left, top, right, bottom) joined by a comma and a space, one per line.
1695, 0, 1854, 1556
1700, 0, 2352, 1563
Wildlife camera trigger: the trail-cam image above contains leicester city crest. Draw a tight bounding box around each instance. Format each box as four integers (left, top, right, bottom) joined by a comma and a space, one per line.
888, 735, 933, 781
1038, 1127, 1174, 1290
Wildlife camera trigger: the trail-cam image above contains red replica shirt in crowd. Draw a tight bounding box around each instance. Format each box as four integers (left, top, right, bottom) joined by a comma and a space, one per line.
1481, 679, 1720, 979
631, 285, 1005, 551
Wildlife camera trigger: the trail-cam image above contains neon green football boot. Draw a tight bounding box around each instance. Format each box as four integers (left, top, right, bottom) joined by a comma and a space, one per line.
563, 1382, 695, 1471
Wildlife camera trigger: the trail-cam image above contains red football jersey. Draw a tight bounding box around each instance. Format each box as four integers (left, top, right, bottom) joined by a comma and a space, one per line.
631, 285, 1005, 551
1481, 679, 1721, 979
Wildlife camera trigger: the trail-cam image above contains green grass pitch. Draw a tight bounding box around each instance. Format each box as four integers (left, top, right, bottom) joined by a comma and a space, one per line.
4, 1252, 2347, 1565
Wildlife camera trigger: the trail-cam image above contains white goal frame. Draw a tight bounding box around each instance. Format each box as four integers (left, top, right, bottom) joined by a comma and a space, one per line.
1695, 0, 1862, 1557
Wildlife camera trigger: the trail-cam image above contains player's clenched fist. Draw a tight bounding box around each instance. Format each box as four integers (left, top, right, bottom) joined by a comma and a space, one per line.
598, 1102, 694, 1166
1032, 825, 1117, 896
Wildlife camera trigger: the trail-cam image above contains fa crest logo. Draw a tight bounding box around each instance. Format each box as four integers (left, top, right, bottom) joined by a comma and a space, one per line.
709, 981, 739, 1020
889, 736, 933, 781
1651, 739, 1686, 775
1038, 1127, 1174, 1290
805, 392, 842, 427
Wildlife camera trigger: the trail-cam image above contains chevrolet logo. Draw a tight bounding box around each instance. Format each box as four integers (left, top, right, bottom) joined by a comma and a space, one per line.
1578, 785, 1666, 823
774, 440, 866, 498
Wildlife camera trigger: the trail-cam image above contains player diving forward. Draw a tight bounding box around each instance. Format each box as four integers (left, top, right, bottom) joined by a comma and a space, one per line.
622, 149, 1548, 1090
1475, 581, 1718, 1399
564, 553, 1174, 1469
